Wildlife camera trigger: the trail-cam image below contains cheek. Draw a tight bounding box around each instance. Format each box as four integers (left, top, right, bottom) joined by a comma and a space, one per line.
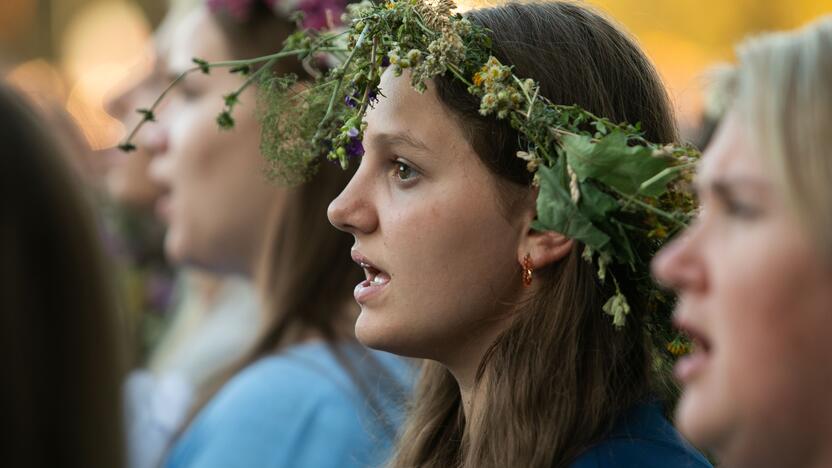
711, 229, 823, 375
378, 183, 521, 343
686, 223, 832, 454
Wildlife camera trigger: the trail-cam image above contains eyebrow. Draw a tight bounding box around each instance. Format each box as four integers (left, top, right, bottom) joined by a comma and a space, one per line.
371, 131, 431, 153
694, 176, 772, 198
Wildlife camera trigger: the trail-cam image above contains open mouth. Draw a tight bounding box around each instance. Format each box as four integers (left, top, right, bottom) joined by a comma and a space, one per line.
361, 263, 391, 286
351, 250, 391, 304
673, 319, 712, 383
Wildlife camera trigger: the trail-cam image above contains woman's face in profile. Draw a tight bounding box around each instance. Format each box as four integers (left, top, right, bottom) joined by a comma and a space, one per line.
147, 7, 283, 275
652, 110, 832, 467
327, 69, 529, 366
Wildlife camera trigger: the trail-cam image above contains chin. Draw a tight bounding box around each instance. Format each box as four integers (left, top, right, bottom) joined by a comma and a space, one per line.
676, 388, 705, 438
354, 311, 421, 358
676, 389, 729, 457
354, 312, 393, 350
163, 232, 187, 265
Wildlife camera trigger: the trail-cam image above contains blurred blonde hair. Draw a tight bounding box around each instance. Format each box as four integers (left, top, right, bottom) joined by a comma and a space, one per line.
726, 16, 832, 256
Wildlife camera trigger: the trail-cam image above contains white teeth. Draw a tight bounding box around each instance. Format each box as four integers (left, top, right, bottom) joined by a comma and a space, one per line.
371, 275, 384, 285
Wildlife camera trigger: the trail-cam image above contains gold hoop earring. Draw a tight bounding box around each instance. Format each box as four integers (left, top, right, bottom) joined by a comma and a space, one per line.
522, 253, 534, 287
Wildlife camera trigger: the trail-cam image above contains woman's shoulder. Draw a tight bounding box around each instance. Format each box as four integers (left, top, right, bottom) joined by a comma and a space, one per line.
569, 402, 712, 468
165, 342, 411, 468
207, 341, 408, 416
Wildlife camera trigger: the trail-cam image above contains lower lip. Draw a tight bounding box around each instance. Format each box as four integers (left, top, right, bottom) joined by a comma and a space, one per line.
674, 350, 709, 383
354, 279, 389, 304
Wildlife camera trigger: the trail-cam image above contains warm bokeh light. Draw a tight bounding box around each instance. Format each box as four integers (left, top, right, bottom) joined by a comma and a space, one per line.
0, 0, 37, 43
6, 59, 66, 107
60, 0, 155, 150
460, 0, 832, 135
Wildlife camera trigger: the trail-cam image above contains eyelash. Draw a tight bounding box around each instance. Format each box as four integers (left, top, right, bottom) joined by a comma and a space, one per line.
390, 159, 420, 185
722, 197, 762, 219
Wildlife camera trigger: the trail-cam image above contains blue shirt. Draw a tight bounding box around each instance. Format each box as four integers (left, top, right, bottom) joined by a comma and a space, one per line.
165, 342, 412, 468
571, 402, 712, 468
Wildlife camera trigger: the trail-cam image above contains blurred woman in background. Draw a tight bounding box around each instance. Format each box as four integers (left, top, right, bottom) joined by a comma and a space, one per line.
137, 1, 410, 467
107, 6, 265, 468
653, 16, 832, 468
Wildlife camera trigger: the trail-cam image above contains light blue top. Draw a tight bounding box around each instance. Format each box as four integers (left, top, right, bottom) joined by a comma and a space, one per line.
164, 341, 413, 468
570, 401, 712, 468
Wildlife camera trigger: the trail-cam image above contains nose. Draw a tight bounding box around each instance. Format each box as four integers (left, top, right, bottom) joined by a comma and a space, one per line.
141, 124, 169, 157
105, 89, 131, 123
651, 225, 706, 293
327, 167, 378, 236
146, 127, 172, 186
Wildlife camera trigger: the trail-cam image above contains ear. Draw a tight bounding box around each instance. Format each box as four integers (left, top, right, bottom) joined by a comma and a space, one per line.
515, 195, 573, 269
517, 228, 574, 270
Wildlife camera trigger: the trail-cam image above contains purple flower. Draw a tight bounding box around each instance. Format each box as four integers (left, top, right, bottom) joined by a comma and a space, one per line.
345, 136, 364, 158
345, 93, 358, 108
381, 56, 390, 67
345, 88, 378, 108
347, 127, 360, 138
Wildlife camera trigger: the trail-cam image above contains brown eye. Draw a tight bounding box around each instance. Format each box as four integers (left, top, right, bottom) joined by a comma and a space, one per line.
394, 161, 415, 181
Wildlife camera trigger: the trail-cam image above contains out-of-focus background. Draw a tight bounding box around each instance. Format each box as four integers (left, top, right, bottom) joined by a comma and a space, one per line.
2, 0, 830, 148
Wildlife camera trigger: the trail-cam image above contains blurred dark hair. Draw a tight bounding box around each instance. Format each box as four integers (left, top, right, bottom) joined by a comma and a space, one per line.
0, 82, 126, 468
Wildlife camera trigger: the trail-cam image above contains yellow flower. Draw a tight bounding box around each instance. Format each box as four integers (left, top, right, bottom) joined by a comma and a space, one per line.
472, 72, 484, 87
648, 225, 668, 239
666, 337, 690, 357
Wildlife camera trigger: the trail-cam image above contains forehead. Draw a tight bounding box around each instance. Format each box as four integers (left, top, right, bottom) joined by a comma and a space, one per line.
365, 70, 472, 155
166, 8, 231, 70
698, 109, 767, 184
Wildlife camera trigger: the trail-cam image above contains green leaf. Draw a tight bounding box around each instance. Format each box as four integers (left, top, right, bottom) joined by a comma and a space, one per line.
223, 93, 239, 108
216, 111, 235, 129
577, 181, 618, 223
534, 162, 610, 251
136, 108, 155, 122
117, 142, 136, 153
192, 58, 210, 74
562, 130, 674, 197
229, 65, 251, 75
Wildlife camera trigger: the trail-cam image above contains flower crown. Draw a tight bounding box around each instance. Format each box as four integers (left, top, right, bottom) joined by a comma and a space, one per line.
120, 0, 697, 359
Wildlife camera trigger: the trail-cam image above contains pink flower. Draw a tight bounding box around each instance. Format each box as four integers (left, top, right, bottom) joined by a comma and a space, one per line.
208, 0, 346, 30
297, 0, 345, 30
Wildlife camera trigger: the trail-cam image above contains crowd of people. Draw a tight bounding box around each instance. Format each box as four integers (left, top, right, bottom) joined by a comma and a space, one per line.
3, 0, 831, 467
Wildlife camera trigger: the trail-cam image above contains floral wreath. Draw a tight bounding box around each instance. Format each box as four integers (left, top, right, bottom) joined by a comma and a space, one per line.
120, 0, 698, 359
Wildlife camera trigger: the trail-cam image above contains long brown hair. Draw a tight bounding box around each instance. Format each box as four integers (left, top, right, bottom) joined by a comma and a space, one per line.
0, 83, 126, 468
390, 3, 678, 467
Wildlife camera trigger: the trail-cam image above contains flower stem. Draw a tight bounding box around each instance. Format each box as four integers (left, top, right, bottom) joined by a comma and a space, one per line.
317, 23, 371, 132
356, 36, 379, 119
612, 187, 688, 228
118, 44, 347, 151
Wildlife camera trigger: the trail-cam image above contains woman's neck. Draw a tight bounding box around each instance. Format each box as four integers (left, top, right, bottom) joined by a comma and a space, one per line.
441, 313, 516, 421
